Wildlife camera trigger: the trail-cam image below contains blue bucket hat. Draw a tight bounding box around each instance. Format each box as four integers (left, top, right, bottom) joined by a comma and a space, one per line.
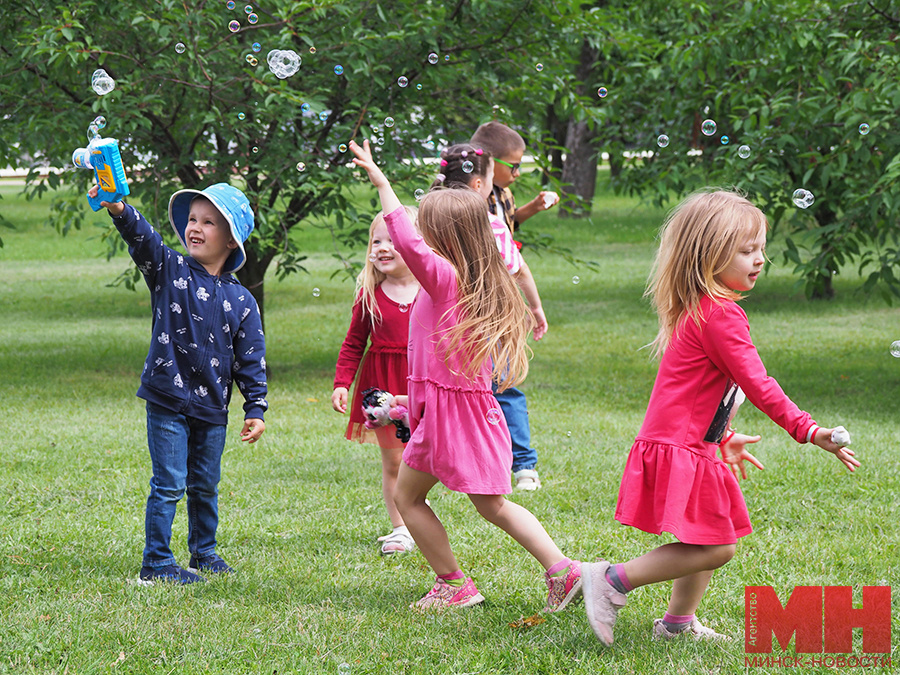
168, 183, 254, 274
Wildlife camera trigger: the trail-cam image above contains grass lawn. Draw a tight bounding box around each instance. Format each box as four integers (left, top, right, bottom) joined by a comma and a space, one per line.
0, 177, 897, 674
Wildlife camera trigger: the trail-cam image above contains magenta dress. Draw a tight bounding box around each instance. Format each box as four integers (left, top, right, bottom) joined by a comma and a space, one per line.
615, 295, 817, 544
384, 207, 513, 495
333, 285, 413, 443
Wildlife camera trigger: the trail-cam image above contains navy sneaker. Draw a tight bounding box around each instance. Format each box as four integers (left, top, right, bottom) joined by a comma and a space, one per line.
138, 564, 205, 585
188, 553, 234, 575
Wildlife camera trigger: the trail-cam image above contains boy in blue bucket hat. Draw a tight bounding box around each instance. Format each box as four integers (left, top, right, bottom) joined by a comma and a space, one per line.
90, 182, 268, 585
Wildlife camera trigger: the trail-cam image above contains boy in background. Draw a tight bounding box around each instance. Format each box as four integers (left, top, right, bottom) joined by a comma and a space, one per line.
470, 122, 558, 490
91, 182, 267, 584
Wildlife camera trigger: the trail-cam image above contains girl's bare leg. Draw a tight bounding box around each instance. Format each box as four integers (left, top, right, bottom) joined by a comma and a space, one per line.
468, 494, 565, 571
667, 569, 716, 616
622, 542, 735, 588
374, 427, 404, 528
393, 462, 457, 575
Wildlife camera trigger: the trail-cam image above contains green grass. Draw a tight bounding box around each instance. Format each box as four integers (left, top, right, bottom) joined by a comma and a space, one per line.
1, 177, 897, 674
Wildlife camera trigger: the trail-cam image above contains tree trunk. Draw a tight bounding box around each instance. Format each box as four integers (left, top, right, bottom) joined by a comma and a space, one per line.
236, 246, 276, 331
559, 38, 600, 218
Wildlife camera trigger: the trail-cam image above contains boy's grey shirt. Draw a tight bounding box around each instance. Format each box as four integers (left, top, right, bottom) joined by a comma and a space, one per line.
112, 204, 268, 425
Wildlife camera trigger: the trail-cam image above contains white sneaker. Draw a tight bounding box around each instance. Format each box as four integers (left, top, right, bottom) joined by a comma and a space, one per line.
514, 469, 542, 491
652, 617, 731, 641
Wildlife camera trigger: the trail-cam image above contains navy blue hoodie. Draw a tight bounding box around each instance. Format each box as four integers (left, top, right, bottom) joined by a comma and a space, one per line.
112, 204, 268, 425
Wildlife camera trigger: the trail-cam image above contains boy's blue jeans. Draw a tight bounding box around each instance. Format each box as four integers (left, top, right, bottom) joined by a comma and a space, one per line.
144, 402, 226, 568
492, 384, 538, 472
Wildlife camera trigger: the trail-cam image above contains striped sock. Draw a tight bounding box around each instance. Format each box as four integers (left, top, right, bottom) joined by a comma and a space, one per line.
662, 612, 694, 633
605, 563, 633, 594
438, 570, 466, 587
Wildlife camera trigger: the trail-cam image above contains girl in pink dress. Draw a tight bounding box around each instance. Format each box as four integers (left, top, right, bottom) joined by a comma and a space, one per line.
349, 139, 582, 613
582, 190, 860, 646
332, 210, 420, 554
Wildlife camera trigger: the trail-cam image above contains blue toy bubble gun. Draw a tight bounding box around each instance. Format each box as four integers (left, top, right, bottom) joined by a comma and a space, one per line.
72, 137, 130, 211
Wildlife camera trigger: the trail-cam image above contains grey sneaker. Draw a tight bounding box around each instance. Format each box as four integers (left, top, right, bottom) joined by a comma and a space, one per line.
652, 618, 731, 641
582, 560, 627, 646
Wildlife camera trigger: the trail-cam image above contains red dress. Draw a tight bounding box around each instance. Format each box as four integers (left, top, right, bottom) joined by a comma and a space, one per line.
615, 296, 817, 545
333, 284, 413, 443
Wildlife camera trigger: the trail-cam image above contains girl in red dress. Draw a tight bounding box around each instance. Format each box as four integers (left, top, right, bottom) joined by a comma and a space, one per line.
332, 209, 420, 554
582, 190, 860, 645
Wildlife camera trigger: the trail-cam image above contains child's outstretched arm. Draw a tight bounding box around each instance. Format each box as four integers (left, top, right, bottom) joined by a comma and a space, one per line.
349, 140, 401, 215
88, 184, 125, 216
512, 261, 548, 340
810, 426, 860, 472
719, 431, 764, 480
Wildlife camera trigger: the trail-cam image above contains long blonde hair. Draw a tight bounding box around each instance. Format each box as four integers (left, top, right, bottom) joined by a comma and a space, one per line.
417, 188, 530, 391
355, 206, 418, 328
646, 189, 768, 356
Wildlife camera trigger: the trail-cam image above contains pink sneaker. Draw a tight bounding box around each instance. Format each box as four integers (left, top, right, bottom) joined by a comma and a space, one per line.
411, 577, 485, 610
582, 560, 627, 646
543, 560, 582, 612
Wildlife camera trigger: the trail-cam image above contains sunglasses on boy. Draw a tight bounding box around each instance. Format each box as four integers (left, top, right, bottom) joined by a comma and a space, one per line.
494, 158, 521, 173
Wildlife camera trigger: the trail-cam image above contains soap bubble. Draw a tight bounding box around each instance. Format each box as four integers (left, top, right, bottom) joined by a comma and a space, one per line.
486, 408, 502, 425
338, 664, 351, 675
319, 111, 329, 121
701, 119, 717, 136
720, 135, 730, 145
175, 42, 186, 54
738, 145, 751, 159
301, 103, 311, 113
397, 76, 408, 88
461, 160, 474, 173
252, 42, 261, 52
338, 144, 347, 153
414, 189, 425, 201
792, 188, 815, 209
252, 146, 259, 153
267, 49, 301, 79
891, 340, 900, 358
86, 124, 101, 142
376, 136, 385, 146
428, 52, 439, 64
228, 20, 240, 32
444, 54, 450, 61
535, 63, 544, 71
859, 123, 870, 135
416, 83, 422, 90
92, 116, 107, 130
572, 276, 580, 285
384, 116, 394, 128
244, 4, 253, 12
334, 64, 344, 75
566, 431, 572, 437
296, 162, 306, 172
312, 288, 320, 298
245, 54, 258, 66
248, 13, 258, 24
309, 46, 316, 54
597, 87, 608, 98
657, 134, 669, 148
226, 0, 235, 8
424, 140, 435, 150
237, 112, 246, 120
91, 69, 116, 96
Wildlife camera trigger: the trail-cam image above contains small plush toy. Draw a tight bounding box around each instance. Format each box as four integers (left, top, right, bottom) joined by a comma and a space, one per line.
361, 387, 410, 443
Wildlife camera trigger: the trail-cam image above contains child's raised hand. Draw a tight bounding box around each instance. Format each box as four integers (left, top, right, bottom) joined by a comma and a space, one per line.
331, 387, 348, 413
88, 184, 125, 216
812, 427, 860, 472
719, 432, 764, 480
348, 139, 388, 189
240, 418, 265, 443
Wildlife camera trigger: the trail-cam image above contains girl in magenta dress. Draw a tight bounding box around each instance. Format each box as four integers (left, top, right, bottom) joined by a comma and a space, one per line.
332, 209, 420, 554
349, 139, 582, 613
581, 190, 860, 646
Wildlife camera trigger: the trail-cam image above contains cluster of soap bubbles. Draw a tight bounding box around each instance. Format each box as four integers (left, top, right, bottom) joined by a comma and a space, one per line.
890, 340, 900, 358
267, 49, 301, 79
91, 69, 115, 96
792, 188, 816, 209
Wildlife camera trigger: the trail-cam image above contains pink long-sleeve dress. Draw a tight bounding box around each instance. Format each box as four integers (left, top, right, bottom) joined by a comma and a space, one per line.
384, 206, 513, 495
615, 295, 817, 544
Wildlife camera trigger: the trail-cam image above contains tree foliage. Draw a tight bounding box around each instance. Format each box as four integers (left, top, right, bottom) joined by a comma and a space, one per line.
0, 0, 592, 321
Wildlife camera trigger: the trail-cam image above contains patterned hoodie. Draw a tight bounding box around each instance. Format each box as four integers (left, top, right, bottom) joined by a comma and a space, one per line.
111, 204, 268, 425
